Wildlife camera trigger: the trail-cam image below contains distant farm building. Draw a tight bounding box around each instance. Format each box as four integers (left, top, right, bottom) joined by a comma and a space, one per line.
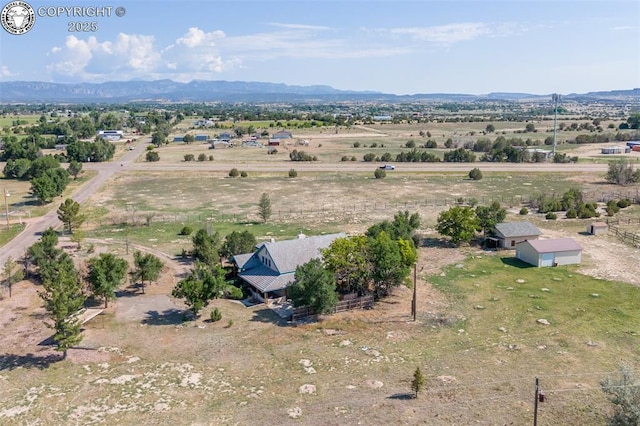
97, 130, 124, 141
493, 222, 542, 249
173, 136, 184, 143
601, 146, 630, 154
195, 134, 208, 142
268, 139, 280, 146
272, 130, 293, 139
218, 133, 233, 142
587, 222, 608, 235
625, 141, 640, 149
516, 238, 582, 267
210, 140, 231, 149
373, 115, 392, 121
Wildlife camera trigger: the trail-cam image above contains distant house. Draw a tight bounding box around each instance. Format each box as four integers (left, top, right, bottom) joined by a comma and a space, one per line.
268, 139, 280, 146
218, 132, 233, 142
272, 130, 293, 139
494, 222, 542, 249
173, 136, 184, 143
587, 222, 608, 235
516, 238, 582, 267
232, 233, 345, 302
210, 140, 231, 149
195, 134, 208, 142
97, 129, 124, 141
601, 146, 630, 154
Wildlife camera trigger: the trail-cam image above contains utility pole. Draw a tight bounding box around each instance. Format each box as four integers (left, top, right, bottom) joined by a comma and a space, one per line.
533, 376, 539, 426
411, 263, 417, 321
3, 186, 10, 229
552, 93, 560, 157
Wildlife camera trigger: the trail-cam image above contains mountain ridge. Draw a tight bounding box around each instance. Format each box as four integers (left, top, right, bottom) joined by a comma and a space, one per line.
1, 80, 637, 103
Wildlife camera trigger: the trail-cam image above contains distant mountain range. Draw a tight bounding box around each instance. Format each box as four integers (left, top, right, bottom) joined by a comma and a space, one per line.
1, 80, 638, 103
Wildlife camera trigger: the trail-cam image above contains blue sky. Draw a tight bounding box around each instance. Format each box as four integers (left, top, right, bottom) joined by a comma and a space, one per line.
1, 0, 638, 95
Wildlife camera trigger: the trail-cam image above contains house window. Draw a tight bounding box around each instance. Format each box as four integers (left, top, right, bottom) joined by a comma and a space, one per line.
511, 240, 515, 247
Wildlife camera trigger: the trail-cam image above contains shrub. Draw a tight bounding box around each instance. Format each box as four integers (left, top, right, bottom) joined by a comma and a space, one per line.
468, 168, 483, 180
184, 154, 195, 162
617, 198, 632, 208
363, 153, 376, 162
268, 148, 278, 155
179, 225, 193, 236
424, 140, 437, 148
370, 142, 377, 148
229, 168, 240, 177
197, 153, 207, 161
289, 149, 313, 161
145, 151, 160, 162
353, 142, 361, 148
288, 168, 298, 178
225, 285, 244, 300
374, 168, 386, 179
405, 140, 416, 148
565, 208, 577, 219
341, 155, 349, 161
146, 145, 155, 151
545, 212, 558, 220
208, 155, 214, 161
351, 156, 357, 161
240, 171, 248, 177
519, 207, 529, 215
210, 308, 222, 322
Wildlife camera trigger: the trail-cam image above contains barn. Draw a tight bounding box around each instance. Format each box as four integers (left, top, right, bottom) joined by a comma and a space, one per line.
516, 238, 582, 267
587, 222, 608, 235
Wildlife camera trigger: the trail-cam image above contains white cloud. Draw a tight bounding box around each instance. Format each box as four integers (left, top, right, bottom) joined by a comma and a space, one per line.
390, 22, 491, 44
1, 65, 16, 78
267, 22, 331, 31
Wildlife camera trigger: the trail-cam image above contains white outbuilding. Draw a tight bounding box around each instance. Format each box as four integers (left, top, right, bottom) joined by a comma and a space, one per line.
516, 238, 582, 267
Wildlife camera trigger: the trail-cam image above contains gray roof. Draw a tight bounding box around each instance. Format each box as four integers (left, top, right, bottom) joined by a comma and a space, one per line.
521, 238, 582, 253
236, 233, 346, 293
494, 222, 542, 238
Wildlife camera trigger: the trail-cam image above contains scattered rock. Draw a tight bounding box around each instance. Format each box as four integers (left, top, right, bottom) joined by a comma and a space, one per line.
365, 380, 384, 389
507, 344, 521, 351
126, 356, 140, 364
437, 375, 457, 384
537, 319, 551, 326
516, 279, 525, 283
299, 359, 312, 368
586, 341, 599, 347
298, 384, 316, 394
541, 288, 550, 292
287, 407, 303, 419
455, 264, 464, 269
339, 339, 352, 347
537, 345, 547, 350
346, 385, 357, 390
590, 293, 600, 298
474, 305, 485, 310
457, 329, 465, 334
507, 287, 514, 290
498, 327, 507, 333
553, 277, 562, 281
323, 329, 345, 336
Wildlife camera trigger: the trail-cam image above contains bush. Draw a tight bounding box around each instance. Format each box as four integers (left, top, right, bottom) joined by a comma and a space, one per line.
288, 168, 298, 178
225, 285, 244, 300
240, 171, 248, 177
289, 149, 314, 161
341, 155, 349, 161
618, 198, 632, 208
405, 140, 416, 148
228, 168, 240, 177
519, 207, 528, 215
565, 208, 577, 219
545, 212, 557, 220
145, 151, 160, 162
424, 140, 438, 148
179, 225, 193, 236
208, 155, 214, 161
353, 142, 361, 148
363, 153, 376, 162
468, 168, 483, 180
268, 148, 278, 155
370, 142, 377, 148
146, 145, 155, 151
351, 156, 357, 161
210, 308, 222, 322
184, 154, 195, 162
374, 168, 386, 179
197, 153, 207, 161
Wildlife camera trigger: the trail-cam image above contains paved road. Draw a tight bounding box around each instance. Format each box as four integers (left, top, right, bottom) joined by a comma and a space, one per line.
0, 140, 610, 270
0, 139, 149, 270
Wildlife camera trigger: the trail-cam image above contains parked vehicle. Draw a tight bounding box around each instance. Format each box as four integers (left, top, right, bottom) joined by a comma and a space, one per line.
380, 164, 395, 170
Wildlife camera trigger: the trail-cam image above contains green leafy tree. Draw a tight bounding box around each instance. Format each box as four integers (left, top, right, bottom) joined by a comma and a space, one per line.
366, 210, 421, 246
220, 230, 257, 258
38, 253, 85, 358
600, 365, 640, 426
57, 198, 85, 234
145, 151, 160, 162
288, 258, 338, 314
182, 133, 195, 144
67, 160, 83, 180
368, 231, 411, 298
131, 251, 163, 294
322, 235, 371, 296
258, 193, 272, 223
411, 367, 425, 398
151, 131, 166, 146
436, 206, 479, 246
87, 253, 129, 308
172, 262, 229, 317
468, 167, 483, 180
3, 256, 24, 298
606, 158, 640, 185
28, 227, 63, 282
627, 113, 640, 130
374, 168, 386, 179
475, 201, 507, 238
485, 124, 495, 133
444, 148, 476, 162
192, 229, 221, 265
30, 167, 70, 204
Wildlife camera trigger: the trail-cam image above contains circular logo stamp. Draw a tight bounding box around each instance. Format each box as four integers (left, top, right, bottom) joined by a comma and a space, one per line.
1, 1, 35, 35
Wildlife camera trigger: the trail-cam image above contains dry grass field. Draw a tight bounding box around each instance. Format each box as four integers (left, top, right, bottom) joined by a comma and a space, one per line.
1, 119, 640, 425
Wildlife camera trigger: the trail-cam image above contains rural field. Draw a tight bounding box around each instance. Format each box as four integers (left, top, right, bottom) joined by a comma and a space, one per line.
1, 114, 640, 425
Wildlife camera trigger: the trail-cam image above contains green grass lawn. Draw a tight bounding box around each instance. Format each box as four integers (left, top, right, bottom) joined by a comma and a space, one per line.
0, 223, 25, 248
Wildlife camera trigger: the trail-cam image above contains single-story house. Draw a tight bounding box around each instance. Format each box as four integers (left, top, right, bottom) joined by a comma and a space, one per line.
587, 222, 608, 235
516, 238, 582, 267
232, 233, 345, 302
172, 136, 184, 143
195, 134, 208, 142
218, 133, 233, 142
272, 130, 292, 139
268, 139, 280, 146
493, 222, 542, 249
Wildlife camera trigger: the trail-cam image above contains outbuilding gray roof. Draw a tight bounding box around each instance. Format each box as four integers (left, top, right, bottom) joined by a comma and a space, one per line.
494, 222, 542, 238
521, 238, 582, 253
